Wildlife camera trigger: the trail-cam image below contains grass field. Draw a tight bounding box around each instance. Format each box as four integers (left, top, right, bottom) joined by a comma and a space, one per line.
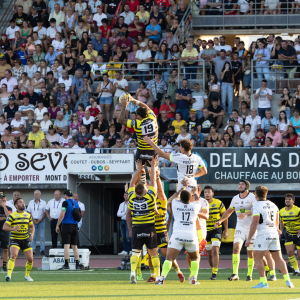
1, 267, 300, 300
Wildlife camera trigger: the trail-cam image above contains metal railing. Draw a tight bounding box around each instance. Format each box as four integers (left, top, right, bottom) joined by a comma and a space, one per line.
191, 0, 300, 29
250, 58, 300, 93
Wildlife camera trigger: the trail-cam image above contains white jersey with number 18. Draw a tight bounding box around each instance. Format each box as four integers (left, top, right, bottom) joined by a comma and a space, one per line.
170, 152, 205, 186
172, 199, 201, 235
252, 200, 279, 233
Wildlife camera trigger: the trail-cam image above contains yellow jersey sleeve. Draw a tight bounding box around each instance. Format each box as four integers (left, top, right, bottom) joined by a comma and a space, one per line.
128, 186, 136, 211
220, 202, 226, 214
147, 186, 157, 202
126, 119, 141, 129
5, 214, 14, 226
28, 214, 33, 226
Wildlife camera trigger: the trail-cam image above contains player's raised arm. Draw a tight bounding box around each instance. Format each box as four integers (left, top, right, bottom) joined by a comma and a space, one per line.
195, 165, 208, 178
143, 136, 170, 160
148, 156, 158, 188
214, 207, 235, 228
156, 169, 167, 202
130, 159, 144, 188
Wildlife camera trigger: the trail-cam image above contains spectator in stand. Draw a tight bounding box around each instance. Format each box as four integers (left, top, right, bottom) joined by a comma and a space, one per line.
150, 5, 164, 26
281, 135, 293, 147
266, 124, 282, 147
155, 43, 171, 82
158, 136, 172, 167
181, 43, 198, 80
286, 126, 298, 146
264, 137, 274, 148
82, 110, 95, 134
159, 29, 177, 49
165, 125, 178, 146
12, 31, 26, 53
223, 132, 235, 147
6, 20, 20, 43
4, 96, 18, 122
104, 124, 120, 148
261, 109, 277, 135
158, 110, 170, 140
190, 126, 204, 147
147, 70, 167, 109
198, 108, 215, 138
190, 83, 208, 119
210, 50, 230, 82
135, 42, 151, 81
185, 109, 198, 133
245, 108, 261, 133
11, 111, 25, 137
28, 122, 45, 148
135, 81, 148, 104
18, 97, 35, 120
159, 95, 176, 120
171, 112, 185, 134
220, 61, 234, 115
215, 36, 232, 58
113, 16, 128, 36
237, 0, 253, 15
290, 109, 300, 135
253, 39, 271, 80
175, 79, 192, 121
1, 70, 18, 93
239, 85, 251, 108
111, 138, 126, 154
54, 111, 68, 134
176, 125, 192, 143
128, 16, 145, 41
254, 79, 273, 119
93, 6, 107, 27
207, 125, 222, 144
75, 124, 91, 147
145, 17, 161, 42
278, 87, 293, 119
175, 1, 192, 23
44, 19, 62, 53
207, 97, 225, 129
256, 128, 265, 146
240, 123, 255, 147
224, 118, 241, 138
278, 40, 297, 79
120, 3, 135, 25
92, 127, 104, 147
59, 127, 72, 147
227, 109, 243, 130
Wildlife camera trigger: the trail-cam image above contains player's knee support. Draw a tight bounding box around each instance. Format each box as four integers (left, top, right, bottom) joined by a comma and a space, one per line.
247, 244, 254, 251
206, 243, 212, 251
212, 240, 221, 248
233, 237, 244, 245
132, 249, 141, 257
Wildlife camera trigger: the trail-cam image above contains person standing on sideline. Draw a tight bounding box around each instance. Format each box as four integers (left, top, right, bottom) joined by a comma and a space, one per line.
117, 190, 131, 255
27, 190, 47, 255
245, 186, 294, 289
56, 190, 81, 270
0, 193, 12, 271
3, 198, 35, 282
45, 190, 64, 248
7, 191, 20, 213
73, 193, 85, 247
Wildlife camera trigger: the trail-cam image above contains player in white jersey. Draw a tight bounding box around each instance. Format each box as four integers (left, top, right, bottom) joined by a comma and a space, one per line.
215, 180, 256, 281
156, 188, 201, 285
143, 137, 207, 193
245, 186, 294, 289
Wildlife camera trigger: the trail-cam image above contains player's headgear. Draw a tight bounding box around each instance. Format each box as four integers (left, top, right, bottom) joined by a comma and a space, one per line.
239, 179, 250, 190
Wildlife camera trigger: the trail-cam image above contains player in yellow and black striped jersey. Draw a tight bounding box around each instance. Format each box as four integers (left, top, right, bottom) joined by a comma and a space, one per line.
3, 198, 35, 282
279, 193, 300, 276
204, 186, 227, 280
126, 157, 160, 284
118, 94, 158, 167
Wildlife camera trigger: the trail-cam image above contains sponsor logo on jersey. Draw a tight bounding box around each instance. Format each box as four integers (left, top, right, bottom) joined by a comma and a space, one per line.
137, 233, 150, 238
211, 204, 216, 207
289, 212, 293, 215
240, 208, 245, 213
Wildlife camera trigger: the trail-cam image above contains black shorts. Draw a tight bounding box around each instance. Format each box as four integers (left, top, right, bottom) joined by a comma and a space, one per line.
61, 224, 78, 246
285, 233, 300, 248
0, 233, 9, 249
135, 149, 156, 167
132, 224, 157, 250
157, 231, 169, 248
10, 238, 32, 252
206, 228, 222, 243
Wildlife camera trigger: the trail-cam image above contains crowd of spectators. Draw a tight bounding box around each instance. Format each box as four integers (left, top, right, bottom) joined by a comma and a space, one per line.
0, 1, 299, 153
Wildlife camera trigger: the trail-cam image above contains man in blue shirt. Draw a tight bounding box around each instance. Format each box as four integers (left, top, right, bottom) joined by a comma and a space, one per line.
278, 40, 297, 78
48, 0, 64, 14
175, 79, 192, 121
145, 17, 161, 41
91, 32, 108, 52
71, 69, 86, 105
17, 44, 28, 65
56, 190, 81, 270
45, 46, 59, 66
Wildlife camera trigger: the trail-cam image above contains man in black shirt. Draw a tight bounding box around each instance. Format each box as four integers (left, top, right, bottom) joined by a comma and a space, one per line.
75, 54, 91, 77
4, 96, 19, 122
207, 97, 225, 128
157, 109, 170, 143
28, 6, 40, 28
198, 108, 215, 137
33, 0, 48, 27
13, 6, 28, 27
39, 87, 51, 107
186, 109, 199, 132
105, 0, 122, 20
165, 126, 178, 146
12, 87, 24, 105
25, 87, 39, 106
0, 193, 12, 272
4, 49, 18, 67
113, 16, 128, 35
98, 43, 113, 63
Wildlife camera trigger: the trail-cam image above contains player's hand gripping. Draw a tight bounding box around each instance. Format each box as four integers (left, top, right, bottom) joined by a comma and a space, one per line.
136, 159, 144, 172
148, 155, 158, 168
214, 221, 222, 228
223, 229, 228, 240
13, 225, 20, 232
56, 226, 60, 234
181, 179, 189, 189
238, 213, 247, 220
143, 136, 152, 144
245, 239, 250, 248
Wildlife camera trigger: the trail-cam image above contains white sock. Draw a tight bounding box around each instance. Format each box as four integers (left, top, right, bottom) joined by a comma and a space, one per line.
295, 268, 299, 272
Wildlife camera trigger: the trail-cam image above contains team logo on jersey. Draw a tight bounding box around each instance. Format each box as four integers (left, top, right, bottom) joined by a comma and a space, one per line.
240, 208, 245, 213
15, 214, 19, 217
283, 212, 286, 215
211, 204, 216, 207
289, 212, 293, 215
184, 205, 187, 208
258, 244, 261, 248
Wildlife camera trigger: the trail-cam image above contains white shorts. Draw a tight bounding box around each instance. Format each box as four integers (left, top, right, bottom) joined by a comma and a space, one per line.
253, 231, 281, 252
177, 180, 197, 194
234, 225, 256, 244
168, 232, 199, 252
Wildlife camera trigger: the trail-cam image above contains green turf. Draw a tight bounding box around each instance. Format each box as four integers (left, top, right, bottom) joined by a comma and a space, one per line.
0, 267, 299, 300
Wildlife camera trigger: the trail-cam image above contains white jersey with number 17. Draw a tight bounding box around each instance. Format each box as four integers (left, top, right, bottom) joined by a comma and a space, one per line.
170, 153, 205, 186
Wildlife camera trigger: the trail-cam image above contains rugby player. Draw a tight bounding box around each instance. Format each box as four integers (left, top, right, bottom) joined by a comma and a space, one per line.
214, 180, 256, 281
279, 193, 300, 276
126, 157, 160, 284
144, 137, 208, 251
3, 198, 35, 282
245, 186, 294, 289
155, 188, 201, 285
204, 185, 227, 280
